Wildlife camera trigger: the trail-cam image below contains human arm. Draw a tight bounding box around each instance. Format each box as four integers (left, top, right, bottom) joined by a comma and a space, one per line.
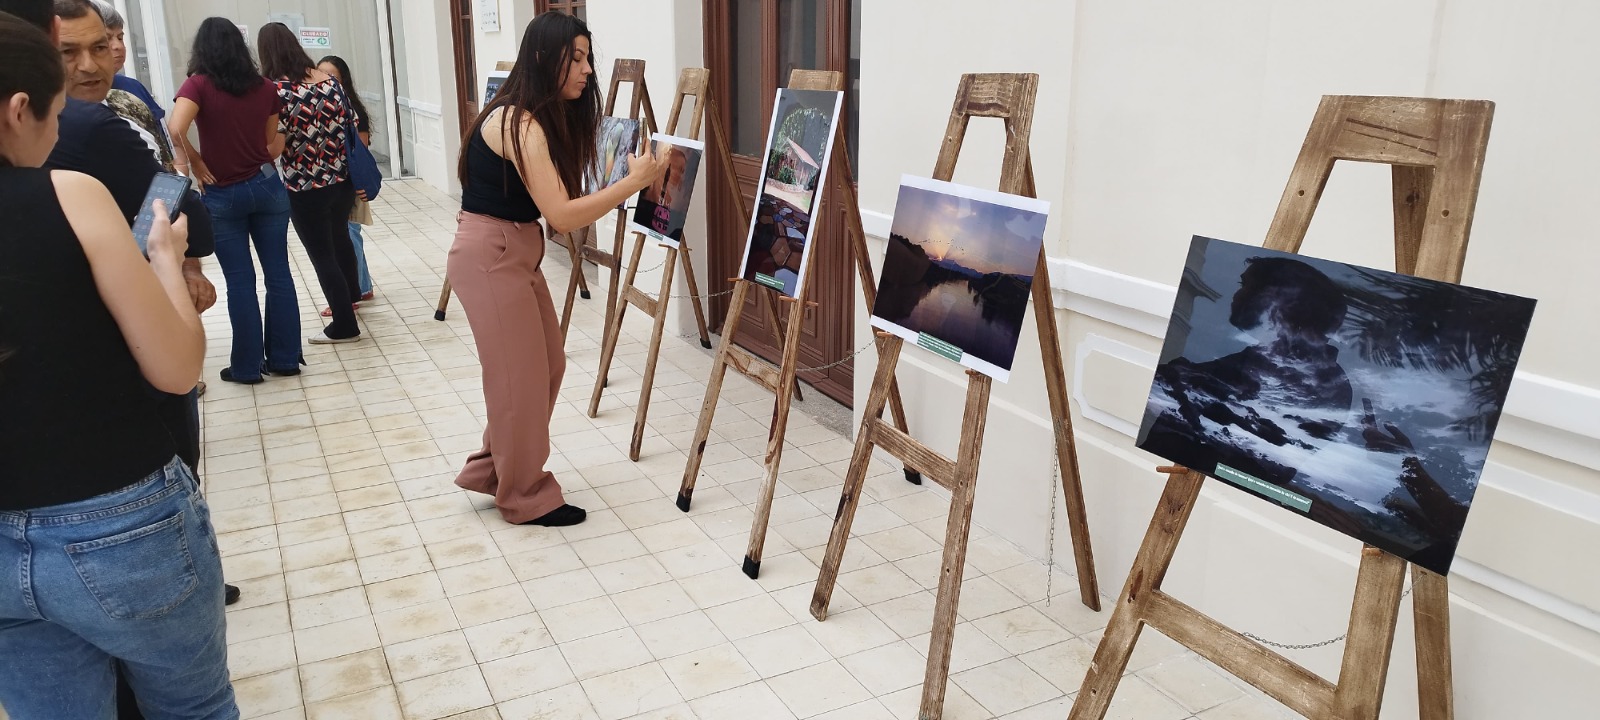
267, 113, 286, 158
167, 98, 215, 187
52, 171, 205, 394
497, 112, 665, 235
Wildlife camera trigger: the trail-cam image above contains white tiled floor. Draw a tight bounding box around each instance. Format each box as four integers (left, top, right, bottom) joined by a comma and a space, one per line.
22, 180, 1304, 719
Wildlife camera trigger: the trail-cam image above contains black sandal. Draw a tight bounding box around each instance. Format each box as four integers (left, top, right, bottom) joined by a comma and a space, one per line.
219, 368, 263, 385
519, 504, 587, 527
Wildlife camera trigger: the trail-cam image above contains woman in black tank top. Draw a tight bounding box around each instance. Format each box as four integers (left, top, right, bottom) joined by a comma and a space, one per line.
446, 12, 665, 528
0, 16, 237, 716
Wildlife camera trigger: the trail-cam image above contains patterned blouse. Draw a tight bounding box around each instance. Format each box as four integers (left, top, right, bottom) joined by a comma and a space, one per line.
275, 77, 351, 192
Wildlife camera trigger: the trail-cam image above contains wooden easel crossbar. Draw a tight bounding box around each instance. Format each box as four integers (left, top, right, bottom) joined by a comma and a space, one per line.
1069, 95, 1494, 720
807, 73, 1101, 720
584, 68, 718, 460
671, 69, 922, 582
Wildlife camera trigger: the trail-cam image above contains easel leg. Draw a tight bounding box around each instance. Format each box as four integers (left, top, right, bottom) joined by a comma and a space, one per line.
1412, 565, 1454, 720
676, 244, 713, 349
741, 296, 808, 579
811, 333, 902, 621
433, 276, 452, 321
676, 282, 751, 512
560, 227, 588, 338
599, 214, 629, 362
918, 371, 993, 720
589, 233, 646, 418
1070, 468, 1205, 720
629, 247, 678, 461
1330, 547, 1409, 720
761, 290, 804, 401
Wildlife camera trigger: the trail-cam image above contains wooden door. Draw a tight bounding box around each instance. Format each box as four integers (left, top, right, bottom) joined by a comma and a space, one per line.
705, 0, 859, 406
448, 0, 477, 135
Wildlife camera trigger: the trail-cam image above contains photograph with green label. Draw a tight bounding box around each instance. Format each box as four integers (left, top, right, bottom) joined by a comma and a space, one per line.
736, 88, 843, 298
869, 175, 1048, 383
1136, 236, 1537, 575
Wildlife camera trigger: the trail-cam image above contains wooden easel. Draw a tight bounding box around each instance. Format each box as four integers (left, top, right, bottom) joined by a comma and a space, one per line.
555, 59, 658, 340
585, 68, 718, 455
434, 61, 519, 322
672, 69, 921, 581
808, 73, 1100, 720
1069, 96, 1494, 720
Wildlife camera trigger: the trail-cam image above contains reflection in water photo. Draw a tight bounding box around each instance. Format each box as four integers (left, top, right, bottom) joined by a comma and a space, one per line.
870, 175, 1049, 382
1136, 236, 1537, 575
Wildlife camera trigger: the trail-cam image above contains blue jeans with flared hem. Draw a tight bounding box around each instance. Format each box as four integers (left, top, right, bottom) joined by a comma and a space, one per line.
0, 458, 239, 719
204, 166, 301, 379
349, 221, 372, 296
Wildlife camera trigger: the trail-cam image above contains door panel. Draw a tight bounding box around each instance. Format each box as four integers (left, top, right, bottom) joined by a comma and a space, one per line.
705, 0, 856, 406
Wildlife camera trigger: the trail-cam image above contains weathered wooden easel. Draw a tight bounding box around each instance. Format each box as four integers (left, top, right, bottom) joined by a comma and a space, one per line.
808, 73, 1100, 720
1069, 95, 1494, 720
585, 68, 718, 455
554, 59, 658, 340
435, 61, 518, 322
673, 69, 921, 581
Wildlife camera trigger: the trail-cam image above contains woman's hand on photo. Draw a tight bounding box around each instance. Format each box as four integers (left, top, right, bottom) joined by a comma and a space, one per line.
625, 140, 666, 191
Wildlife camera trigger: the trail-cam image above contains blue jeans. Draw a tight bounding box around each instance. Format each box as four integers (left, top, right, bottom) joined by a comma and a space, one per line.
204, 167, 299, 379
349, 221, 372, 296
0, 458, 238, 719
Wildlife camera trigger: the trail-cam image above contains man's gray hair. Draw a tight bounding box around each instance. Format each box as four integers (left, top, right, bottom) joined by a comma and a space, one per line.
92, 0, 123, 30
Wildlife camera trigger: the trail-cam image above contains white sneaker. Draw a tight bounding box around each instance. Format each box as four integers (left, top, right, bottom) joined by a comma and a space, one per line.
309, 332, 361, 345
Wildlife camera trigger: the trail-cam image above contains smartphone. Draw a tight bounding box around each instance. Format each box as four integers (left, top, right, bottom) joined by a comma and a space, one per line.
131, 172, 191, 256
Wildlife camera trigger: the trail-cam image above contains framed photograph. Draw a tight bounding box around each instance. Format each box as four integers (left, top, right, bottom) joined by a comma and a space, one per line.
1136, 236, 1537, 575
869, 175, 1049, 383
627, 133, 704, 249
587, 116, 641, 197
736, 88, 844, 298
482, 70, 509, 107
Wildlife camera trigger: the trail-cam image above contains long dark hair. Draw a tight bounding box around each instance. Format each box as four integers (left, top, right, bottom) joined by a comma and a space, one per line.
457, 12, 600, 199
257, 22, 315, 82
187, 17, 262, 96
0, 11, 66, 168
318, 55, 371, 129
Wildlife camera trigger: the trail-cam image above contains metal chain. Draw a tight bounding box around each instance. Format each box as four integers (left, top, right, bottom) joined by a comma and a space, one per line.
796, 339, 875, 371
1240, 583, 1413, 650
1044, 441, 1061, 607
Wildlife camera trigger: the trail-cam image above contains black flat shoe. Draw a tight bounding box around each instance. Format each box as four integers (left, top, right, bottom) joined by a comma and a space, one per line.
224, 584, 241, 606
219, 368, 263, 385
520, 504, 587, 527
266, 366, 301, 377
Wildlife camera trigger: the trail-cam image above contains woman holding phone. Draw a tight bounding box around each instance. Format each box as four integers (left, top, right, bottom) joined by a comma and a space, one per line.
450, 12, 663, 526
170, 16, 300, 384
0, 13, 236, 715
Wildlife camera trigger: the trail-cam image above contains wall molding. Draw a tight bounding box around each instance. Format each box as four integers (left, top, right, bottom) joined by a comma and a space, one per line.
397, 96, 443, 118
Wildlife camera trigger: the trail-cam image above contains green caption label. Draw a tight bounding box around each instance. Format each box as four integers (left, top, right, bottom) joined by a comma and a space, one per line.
916, 332, 964, 363
1214, 463, 1313, 512
754, 273, 785, 291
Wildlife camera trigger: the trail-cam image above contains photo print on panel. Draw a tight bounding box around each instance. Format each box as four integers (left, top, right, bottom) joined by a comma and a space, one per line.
869, 175, 1050, 383
587, 116, 641, 198
1136, 236, 1537, 575
736, 88, 845, 297
628, 133, 704, 249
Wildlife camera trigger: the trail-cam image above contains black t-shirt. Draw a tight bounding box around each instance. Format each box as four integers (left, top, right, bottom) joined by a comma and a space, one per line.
47, 98, 214, 259
45, 98, 207, 470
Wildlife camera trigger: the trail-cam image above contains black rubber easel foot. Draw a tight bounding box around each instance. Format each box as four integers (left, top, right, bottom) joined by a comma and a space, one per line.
905, 469, 923, 485
700, 338, 713, 349
675, 490, 692, 512
433, 310, 446, 321
580, 289, 591, 300
742, 556, 761, 579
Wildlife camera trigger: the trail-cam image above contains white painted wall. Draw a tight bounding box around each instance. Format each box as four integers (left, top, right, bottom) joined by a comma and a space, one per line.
851, 0, 1600, 716
398, 0, 458, 193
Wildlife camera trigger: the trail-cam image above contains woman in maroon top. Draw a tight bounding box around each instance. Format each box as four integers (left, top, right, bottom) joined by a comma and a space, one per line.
169, 17, 302, 384
258, 22, 362, 344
